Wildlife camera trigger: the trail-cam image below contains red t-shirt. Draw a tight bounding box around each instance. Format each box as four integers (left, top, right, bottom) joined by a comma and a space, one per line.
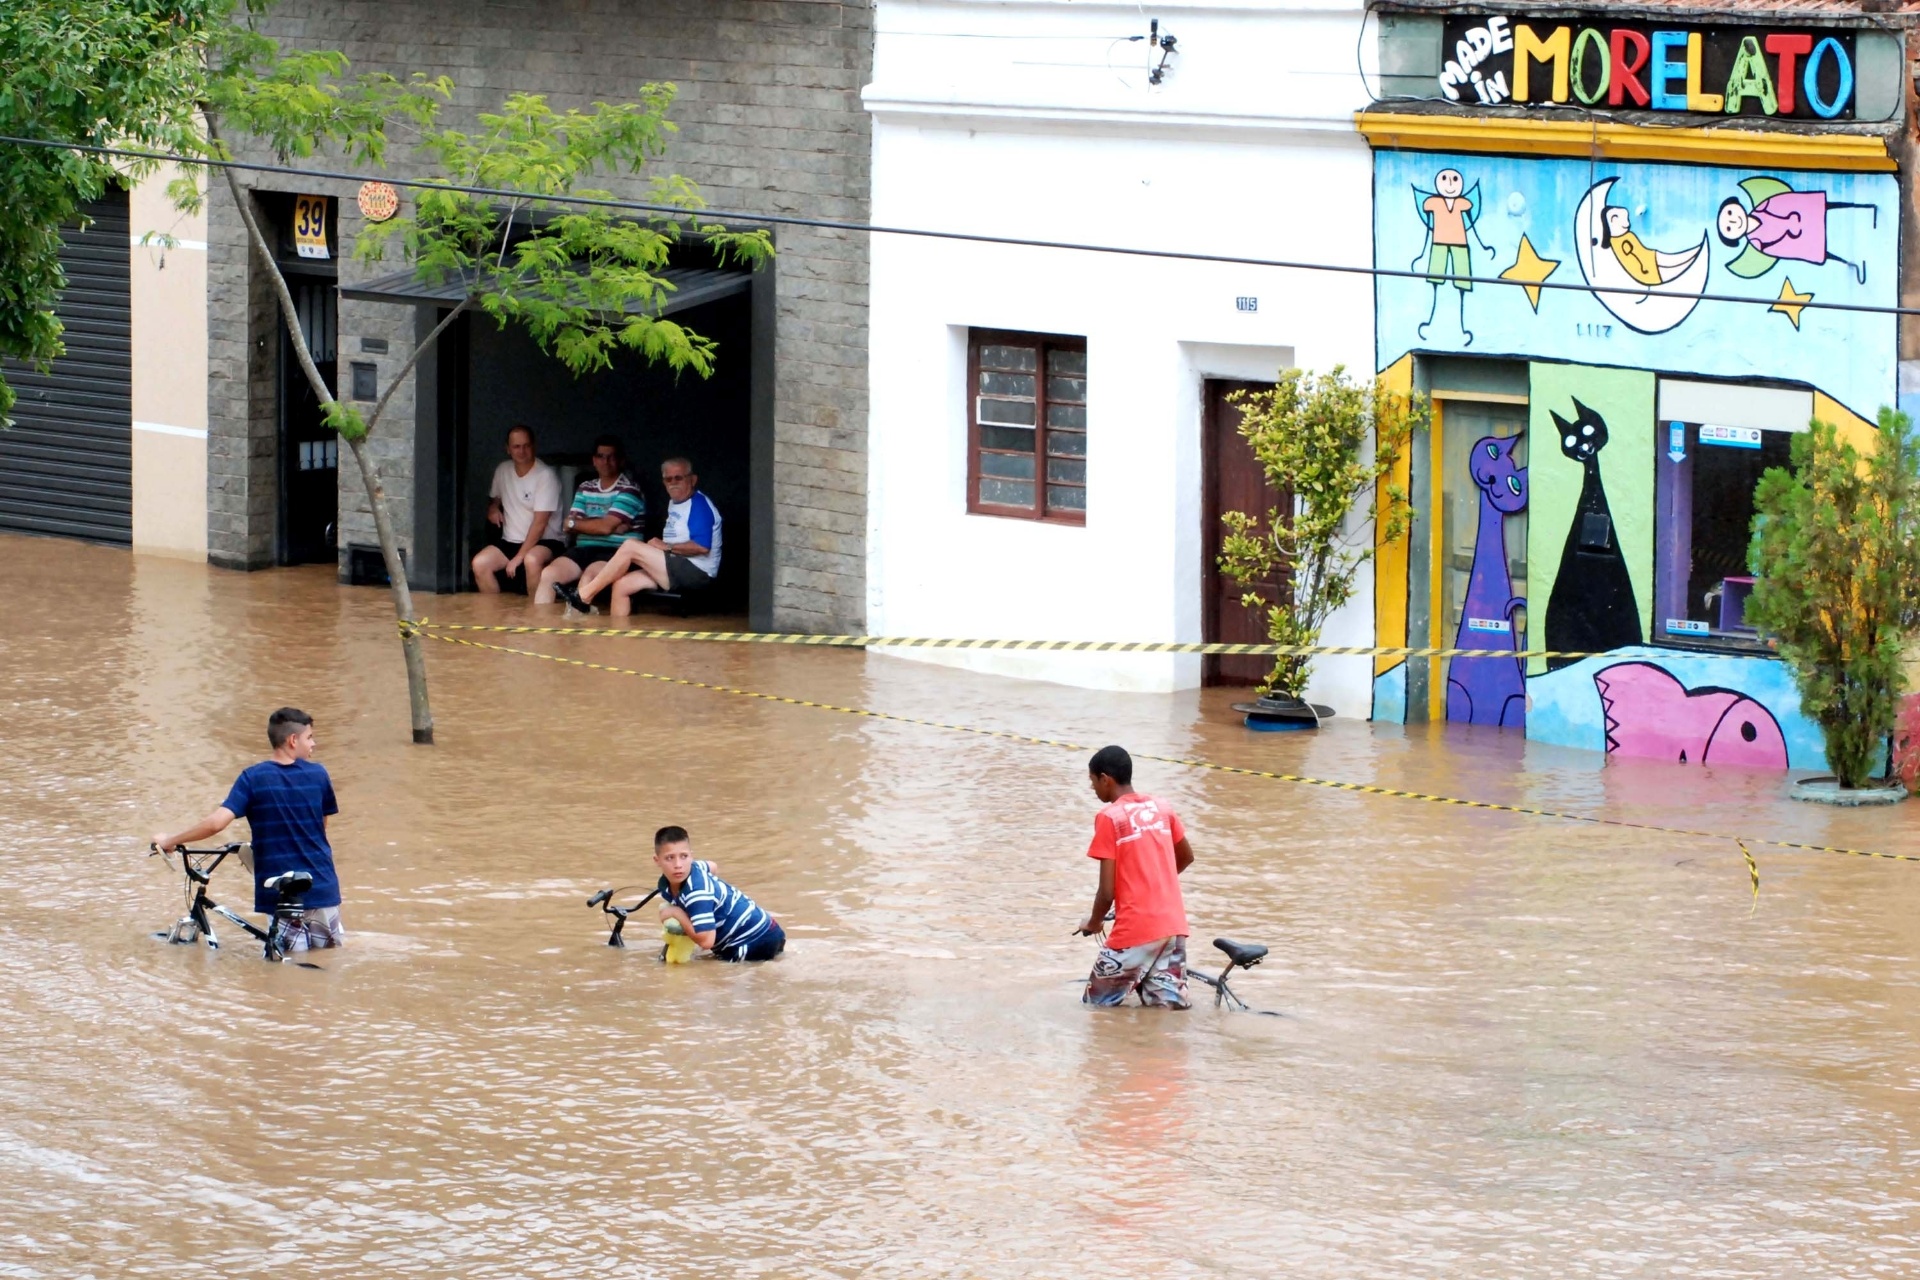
1087, 792, 1188, 949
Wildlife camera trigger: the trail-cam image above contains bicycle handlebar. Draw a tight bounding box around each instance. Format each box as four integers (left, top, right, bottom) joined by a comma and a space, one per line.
150, 842, 245, 884
586, 886, 662, 914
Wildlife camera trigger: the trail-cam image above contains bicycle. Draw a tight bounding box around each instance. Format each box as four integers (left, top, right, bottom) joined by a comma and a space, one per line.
1075, 917, 1277, 1013
1189, 937, 1274, 1014
586, 885, 661, 948
149, 842, 323, 967
586, 884, 703, 962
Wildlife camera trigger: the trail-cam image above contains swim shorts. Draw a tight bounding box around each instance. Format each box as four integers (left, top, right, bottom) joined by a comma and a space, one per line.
556, 543, 622, 569
1083, 935, 1189, 1009
717, 920, 785, 963
281, 907, 345, 953
665, 553, 713, 593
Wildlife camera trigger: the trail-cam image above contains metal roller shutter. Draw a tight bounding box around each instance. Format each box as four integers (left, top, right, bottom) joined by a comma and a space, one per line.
0, 190, 133, 544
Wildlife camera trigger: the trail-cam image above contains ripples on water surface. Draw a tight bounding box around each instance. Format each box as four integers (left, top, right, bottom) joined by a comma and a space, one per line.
3, 538, 1920, 1277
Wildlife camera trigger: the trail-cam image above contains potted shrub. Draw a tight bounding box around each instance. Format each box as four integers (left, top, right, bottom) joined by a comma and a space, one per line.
1218, 366, 1424, 725
1746, 409, 1920, 803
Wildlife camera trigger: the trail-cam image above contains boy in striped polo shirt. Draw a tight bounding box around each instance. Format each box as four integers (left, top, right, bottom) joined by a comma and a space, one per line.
653, 825, 786, 962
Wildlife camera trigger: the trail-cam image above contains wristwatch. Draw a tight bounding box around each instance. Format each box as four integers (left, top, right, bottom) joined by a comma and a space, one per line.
567, 517, 577, 531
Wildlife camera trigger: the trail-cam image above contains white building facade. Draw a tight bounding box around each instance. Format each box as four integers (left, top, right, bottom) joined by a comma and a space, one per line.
863, 0, 1380, 708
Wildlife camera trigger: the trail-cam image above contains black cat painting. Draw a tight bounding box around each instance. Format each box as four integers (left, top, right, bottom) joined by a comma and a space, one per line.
1545, 398, 1642, 670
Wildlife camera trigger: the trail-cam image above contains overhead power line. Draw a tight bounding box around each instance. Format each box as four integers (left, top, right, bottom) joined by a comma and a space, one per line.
3, 130, 1917, 320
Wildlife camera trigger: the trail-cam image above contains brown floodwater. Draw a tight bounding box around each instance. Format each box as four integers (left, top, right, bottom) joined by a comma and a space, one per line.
5, 534, 1920, 1277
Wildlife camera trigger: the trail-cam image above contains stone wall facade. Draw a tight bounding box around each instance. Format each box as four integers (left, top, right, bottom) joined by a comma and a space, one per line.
205, 0, 872, 630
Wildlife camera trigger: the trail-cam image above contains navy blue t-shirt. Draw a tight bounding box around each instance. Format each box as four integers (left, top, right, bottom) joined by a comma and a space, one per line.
221, 759, 341, 913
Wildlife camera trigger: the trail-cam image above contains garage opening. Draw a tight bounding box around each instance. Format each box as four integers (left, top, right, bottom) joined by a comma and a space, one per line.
348, 249, 771, 621
0, 190, 132, 544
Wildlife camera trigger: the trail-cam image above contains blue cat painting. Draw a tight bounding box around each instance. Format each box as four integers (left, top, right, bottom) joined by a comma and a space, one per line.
1446, 434, 1528, 728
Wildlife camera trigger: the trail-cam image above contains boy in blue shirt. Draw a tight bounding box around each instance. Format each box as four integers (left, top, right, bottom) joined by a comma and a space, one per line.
153, 707, 345, 952
652, 825, 784, 962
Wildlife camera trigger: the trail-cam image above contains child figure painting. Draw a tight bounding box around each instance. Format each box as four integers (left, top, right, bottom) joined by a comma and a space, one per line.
1412, 167, 1489, 345
1719, 176, 1877, 285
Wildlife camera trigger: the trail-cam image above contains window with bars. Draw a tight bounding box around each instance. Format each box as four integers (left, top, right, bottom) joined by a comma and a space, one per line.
969, 330, 1086, 522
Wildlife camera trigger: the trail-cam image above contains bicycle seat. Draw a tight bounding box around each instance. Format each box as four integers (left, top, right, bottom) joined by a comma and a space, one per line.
264, 870, 313, 898
1213, 938, 1268, 968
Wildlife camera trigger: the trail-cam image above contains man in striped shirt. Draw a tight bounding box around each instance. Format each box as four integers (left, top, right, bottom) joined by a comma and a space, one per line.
537, 435, 645, 605
653, 825, 785, 962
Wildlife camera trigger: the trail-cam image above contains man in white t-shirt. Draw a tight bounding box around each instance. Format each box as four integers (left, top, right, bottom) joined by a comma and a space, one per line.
568, 457, 722, 617
471, 424, 563, 594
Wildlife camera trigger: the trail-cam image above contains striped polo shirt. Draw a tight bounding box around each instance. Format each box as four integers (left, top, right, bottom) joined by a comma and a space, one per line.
567, 475, 645, 548
659, 860, 772, 952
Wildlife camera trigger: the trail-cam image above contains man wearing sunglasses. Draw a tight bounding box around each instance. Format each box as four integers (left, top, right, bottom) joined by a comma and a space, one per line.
535, 435, 645, 605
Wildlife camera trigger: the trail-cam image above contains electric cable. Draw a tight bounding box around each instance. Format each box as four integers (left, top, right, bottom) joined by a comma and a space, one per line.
1, 129, 1916, 319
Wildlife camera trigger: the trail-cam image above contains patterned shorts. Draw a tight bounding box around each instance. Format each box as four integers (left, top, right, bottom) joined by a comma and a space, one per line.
1083, 935, 1190, 1009
279, 907, 345, 953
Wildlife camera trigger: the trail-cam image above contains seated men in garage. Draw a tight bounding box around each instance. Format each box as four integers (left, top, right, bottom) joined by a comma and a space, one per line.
561, 457, 722, 617
471, 424, 563, 593
535, 435, 645, 605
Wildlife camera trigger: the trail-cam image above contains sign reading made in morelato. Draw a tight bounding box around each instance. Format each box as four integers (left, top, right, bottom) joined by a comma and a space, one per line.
1439, 16, 1857, 119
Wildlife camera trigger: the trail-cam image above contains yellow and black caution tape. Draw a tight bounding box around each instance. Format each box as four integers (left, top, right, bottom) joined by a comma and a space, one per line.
1737, 840, 1760, 916
420, 631, 1920, 902
405, 618, 1609, 662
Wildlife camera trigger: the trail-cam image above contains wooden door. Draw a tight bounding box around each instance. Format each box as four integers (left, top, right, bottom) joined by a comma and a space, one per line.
1202, 379, 1285, 686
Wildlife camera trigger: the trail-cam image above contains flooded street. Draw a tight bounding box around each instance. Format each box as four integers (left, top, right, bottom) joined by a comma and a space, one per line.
6, 534, 1920, 1277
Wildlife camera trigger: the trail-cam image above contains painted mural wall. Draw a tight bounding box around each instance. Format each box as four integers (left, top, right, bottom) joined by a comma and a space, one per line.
1374, 149, 1898, 420
1370, 147, 1899, 771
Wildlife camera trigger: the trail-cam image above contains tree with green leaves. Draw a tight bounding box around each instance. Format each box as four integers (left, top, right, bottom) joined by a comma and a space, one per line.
0, 1, 218, 425
1217, 366, 1424, 702
181, 16, 771, 743
1746, 409, 1920, 791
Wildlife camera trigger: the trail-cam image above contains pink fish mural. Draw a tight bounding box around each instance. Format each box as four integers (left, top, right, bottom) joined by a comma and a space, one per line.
1593, 661, 1788, 769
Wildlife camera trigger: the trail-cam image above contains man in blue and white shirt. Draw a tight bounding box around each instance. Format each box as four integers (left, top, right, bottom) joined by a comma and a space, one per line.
573, 456, 724, 617
652, 825, 785, 962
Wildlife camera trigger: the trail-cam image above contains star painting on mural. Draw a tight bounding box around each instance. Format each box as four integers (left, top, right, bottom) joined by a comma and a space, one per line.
1412, 167, 1489, 345
1497, 234, 1559, 311
1771, 278, 1815, 328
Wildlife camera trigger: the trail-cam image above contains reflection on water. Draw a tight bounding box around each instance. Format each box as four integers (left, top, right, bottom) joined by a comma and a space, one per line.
3, 535, 1920, 1277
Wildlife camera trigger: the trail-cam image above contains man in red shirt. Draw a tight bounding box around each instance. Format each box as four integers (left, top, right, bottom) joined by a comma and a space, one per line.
1076, 745, 1196, 1009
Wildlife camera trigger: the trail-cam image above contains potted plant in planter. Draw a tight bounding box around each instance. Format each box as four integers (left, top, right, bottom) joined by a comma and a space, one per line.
1746, 409, 1920, 804
1217, 366, 1424, 728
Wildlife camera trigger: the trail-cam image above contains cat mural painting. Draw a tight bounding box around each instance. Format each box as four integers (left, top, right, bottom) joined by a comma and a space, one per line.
1447, 434, 1529, 727
1545, 399, 1643, 670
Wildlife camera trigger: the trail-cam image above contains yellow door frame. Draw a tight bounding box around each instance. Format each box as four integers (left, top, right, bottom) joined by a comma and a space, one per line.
1427, 397, 1446, 723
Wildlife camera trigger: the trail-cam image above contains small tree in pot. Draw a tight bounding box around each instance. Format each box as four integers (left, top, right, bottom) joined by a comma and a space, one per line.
1217, 366, 1424, 703
1746, 409, 1920, 791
